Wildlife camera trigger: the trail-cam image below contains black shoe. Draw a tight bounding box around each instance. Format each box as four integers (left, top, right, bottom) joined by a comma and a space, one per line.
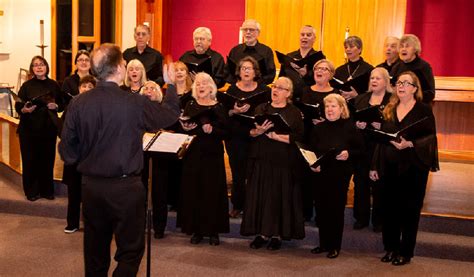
154, 231, 164, 239
64, 226, 79, 234
392, 256, 411, 266
250, 236, 268, 249
310, 246, 327, 254
373, 224, 383, 233
327, 250, 340, 259
209, 235, 220, 246
190, 234, 203, 244
381, 251, 396, 263
27, 195, 40, 201
266, 238, 282, 251
353, 221, 369, 230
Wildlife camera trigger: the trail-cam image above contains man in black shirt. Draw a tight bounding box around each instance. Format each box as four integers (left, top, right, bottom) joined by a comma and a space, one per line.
226, 19, 276, 85
59, 43, 180, 276
180, 27, 226, 89
377, 36, 401, 75
278, 25, 326, 102
123, 24, 164, 85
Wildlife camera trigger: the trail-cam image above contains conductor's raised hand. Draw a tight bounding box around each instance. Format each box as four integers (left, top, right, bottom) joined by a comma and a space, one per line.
163, 63, 176, 85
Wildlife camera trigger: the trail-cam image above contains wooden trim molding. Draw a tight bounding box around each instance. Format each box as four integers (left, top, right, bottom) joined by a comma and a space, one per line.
434, 77, 474, 103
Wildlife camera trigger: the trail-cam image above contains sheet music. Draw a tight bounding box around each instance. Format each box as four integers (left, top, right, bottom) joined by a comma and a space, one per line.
144, 132, 193, 153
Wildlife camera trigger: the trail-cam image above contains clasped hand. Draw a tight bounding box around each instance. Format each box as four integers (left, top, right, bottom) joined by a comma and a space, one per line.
231, 103, 250, 115
390, 136, 414, 150
290, 62, 307, 77
336, 150, 349, 161
21, 104, 37, 114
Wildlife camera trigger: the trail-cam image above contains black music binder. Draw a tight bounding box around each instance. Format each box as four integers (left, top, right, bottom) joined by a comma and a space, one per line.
179, 103, 218, 126
365, 116, 430, 143
330, 73, 370, 92
183, 56, 213, 75
296, 142, 338, 168
234, 112, 291, 134
275, 51, 325, 69
295, 102, 323, 120
354, 105, 384, 123
217, 89, 268, 108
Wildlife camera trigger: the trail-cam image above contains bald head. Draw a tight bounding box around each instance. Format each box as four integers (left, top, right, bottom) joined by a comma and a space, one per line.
91, 43, 124, 82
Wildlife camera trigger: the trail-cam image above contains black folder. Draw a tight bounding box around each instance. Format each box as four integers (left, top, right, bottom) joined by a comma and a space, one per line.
234, 112, 291, 134
354, 105, 384, 123
295, 102, 323, 120
330, 72, 370, 92
183, 56, 213, 75
275, 51, 325, 69
24, 91, 54, 107
365, 116, 430, 143
179, 103, 217, 126
295, 142, 338, 168
217, 90, 268, 108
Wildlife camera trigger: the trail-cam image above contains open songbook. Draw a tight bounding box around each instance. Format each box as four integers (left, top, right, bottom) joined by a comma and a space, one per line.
183, 56, 213, 75
354, 105, 384, 123
275, 51, 325, 69
296, 142, 338, 168
330, 73, 370, 92
179, 103, 217, 126
234, 112, 291, 134
295, 102, 323, 120
365, 116, 430, 143
143, 131, 194, 158
217, 90, 269, 108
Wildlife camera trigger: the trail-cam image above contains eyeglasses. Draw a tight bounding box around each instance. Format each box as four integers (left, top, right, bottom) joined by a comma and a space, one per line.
241, 28, 257, 33
396, 80, 417, 87
33, 63, 45, 68
314, 67, 330, 72
144, 87, 157, 91
240, 66, 254, 71
135, 32, 148, 37
271, 84, 290, 92
77, 58, 90, 63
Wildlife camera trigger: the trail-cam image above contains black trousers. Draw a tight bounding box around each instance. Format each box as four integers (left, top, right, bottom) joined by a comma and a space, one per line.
313, 171, 351, 251
19, 134, 56, 198
382, 165, 429, 258
353, 161, 383, 226
64, 164, 82, 228
82, 175, 145, 277
225, 137, 249, 211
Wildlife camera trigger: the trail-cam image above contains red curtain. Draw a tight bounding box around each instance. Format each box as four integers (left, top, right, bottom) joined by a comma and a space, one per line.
405, 0, 474, 77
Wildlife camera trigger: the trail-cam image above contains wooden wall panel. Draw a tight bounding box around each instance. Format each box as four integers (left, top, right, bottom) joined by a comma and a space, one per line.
246, 0, 406, 69
433, 101, 474, 151
136, 0, 163, 51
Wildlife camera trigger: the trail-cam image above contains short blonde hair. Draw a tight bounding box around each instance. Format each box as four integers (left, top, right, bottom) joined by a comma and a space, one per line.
323, 93, 350, 119
313, 59, 335, 78
140, 80, 163, 103
192, 72, 217, 100
124, 59, 147, 87
369, 67, 393, 93
400, 34, 421, 55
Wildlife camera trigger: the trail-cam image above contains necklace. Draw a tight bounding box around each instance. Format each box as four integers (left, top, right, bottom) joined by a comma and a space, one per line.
346, 63, 360, 81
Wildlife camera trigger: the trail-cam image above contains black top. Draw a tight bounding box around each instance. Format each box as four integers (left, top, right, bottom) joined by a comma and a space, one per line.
61, 72, 80, 105
119, 84, 142, 94
309, 118, 363, 172
279, 49, 326, 100
123, 45, 164, 85
390, 56, 435, 103
334, 57, 374, 95
371, 101, 439, 175
222, 83, 271, 137
15, 77, 64, 137
227, 41, 276, 85
59, 81, 180, 178
376, 58, 401, 76
180, 48, 226, 89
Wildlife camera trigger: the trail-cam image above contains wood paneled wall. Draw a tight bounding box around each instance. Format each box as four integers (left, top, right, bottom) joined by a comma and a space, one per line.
136, 0, 164, 51
246, 0, 406, 68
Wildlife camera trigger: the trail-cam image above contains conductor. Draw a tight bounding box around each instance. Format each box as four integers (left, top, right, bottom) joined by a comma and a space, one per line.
59, 43, 180, 276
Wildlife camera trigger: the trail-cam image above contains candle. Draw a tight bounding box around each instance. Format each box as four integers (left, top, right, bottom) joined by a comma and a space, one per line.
40, 20, 44, 45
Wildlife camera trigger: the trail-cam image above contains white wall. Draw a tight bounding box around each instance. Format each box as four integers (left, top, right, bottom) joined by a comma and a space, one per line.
0, 0, 52, 91
121, 0, 136, 50
0, 0, 137, 91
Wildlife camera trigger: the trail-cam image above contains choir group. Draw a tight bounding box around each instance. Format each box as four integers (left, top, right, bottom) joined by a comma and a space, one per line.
14, 18, 439, 273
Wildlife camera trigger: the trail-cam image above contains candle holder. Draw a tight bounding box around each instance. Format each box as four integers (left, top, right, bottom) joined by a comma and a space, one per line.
36, 44, 48, 57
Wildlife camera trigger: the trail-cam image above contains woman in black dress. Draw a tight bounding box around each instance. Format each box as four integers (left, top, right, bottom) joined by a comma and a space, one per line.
220, 56, 271, 218
309, 93, 363, 258
15, 56, 63, 201
370, 71, 439, 266
352, 67, 392, 232
177, 72, 229, 246
299, 59, 338, 221
241, 77, 305, 251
